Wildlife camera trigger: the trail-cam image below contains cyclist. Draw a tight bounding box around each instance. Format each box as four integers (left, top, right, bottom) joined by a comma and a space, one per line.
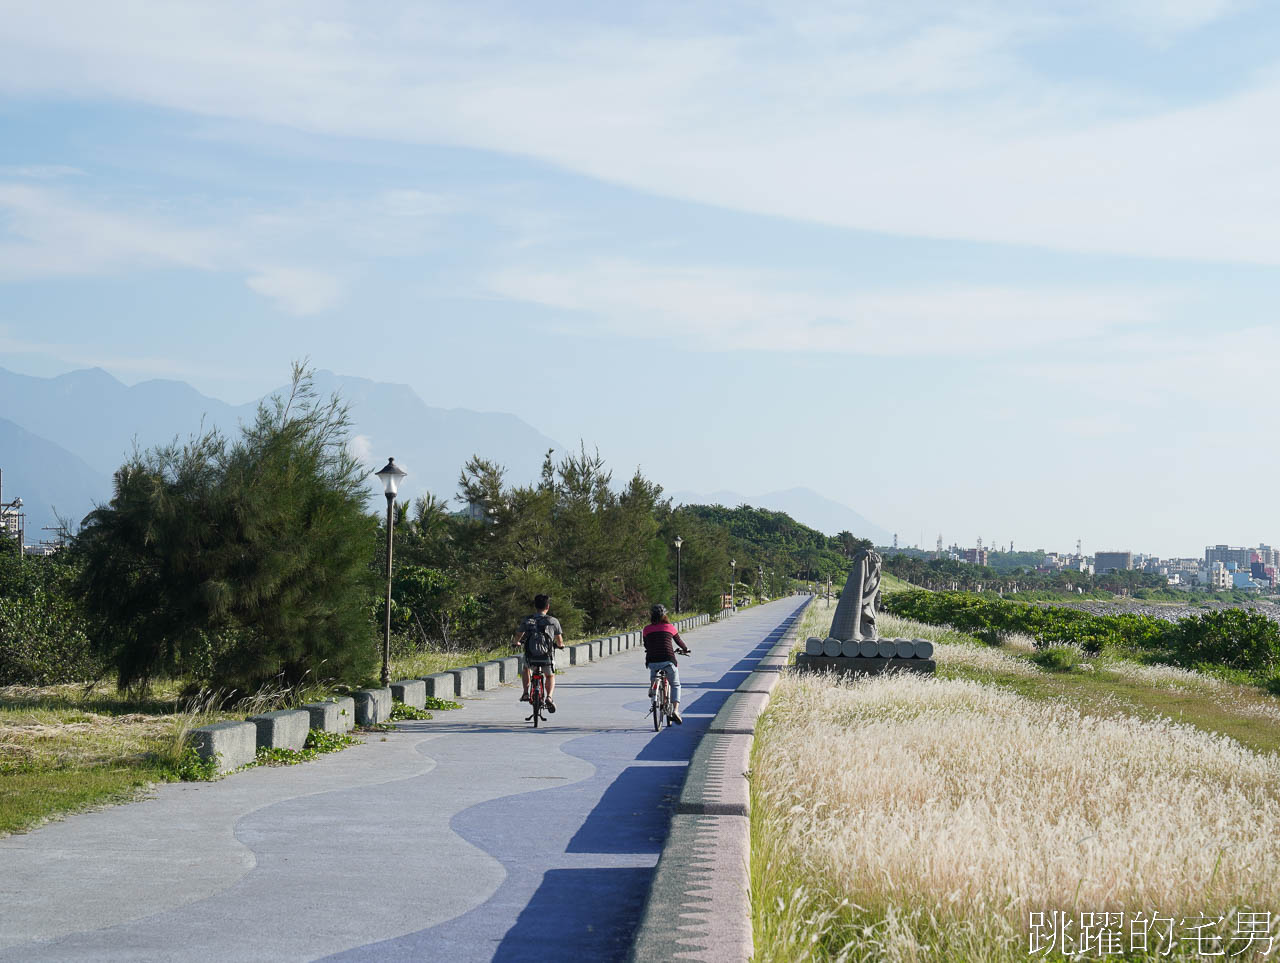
642, 603, 691, 724
513, 593, 565, 712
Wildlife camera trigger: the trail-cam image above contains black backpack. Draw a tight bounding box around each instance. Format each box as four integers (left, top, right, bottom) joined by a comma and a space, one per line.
523, 615, 554, 660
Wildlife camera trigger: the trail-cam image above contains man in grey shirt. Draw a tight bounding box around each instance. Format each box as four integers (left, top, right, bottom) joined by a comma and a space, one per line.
512, 593, 565, 710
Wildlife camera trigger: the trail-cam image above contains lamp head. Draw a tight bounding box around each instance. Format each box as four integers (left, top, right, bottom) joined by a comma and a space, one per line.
674, 535, 683, 550
374, 457, 408, 497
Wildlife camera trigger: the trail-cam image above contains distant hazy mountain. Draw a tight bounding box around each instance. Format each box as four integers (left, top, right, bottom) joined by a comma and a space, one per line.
274, 370, 562, 506
0, 366, 561, 519
670, 485, 892, 544
0, 367, 241, 476
0, 418, 112, 543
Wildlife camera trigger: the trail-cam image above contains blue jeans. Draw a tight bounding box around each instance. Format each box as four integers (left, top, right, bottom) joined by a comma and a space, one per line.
648, 661, 680, 706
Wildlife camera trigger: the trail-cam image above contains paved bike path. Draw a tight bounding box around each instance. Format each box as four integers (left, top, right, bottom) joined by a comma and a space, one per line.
0, 599, 804, 962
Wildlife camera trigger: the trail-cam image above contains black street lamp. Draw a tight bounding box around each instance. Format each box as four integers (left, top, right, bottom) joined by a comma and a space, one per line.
674, 535, 683, 612
374, 457, 408, 688
730, 558, 736, 611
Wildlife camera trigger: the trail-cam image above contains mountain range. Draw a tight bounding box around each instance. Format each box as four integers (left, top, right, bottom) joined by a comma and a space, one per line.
0, 366, 890, 547
0, 366, 560, 543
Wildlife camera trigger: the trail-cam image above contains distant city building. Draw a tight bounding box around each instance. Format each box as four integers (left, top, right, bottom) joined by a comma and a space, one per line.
1094, 551, 1133, 574
963, 548, 989, 566
1203, 561, 1231, 591
1204, 544, 1278, 569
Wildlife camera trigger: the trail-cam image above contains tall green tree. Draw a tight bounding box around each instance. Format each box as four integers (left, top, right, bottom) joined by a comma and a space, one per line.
76, 365, 378, 695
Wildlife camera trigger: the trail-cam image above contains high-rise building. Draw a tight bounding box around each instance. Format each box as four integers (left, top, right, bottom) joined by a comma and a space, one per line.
1206, 545, 1258, 568
1094, 551, 1133, 574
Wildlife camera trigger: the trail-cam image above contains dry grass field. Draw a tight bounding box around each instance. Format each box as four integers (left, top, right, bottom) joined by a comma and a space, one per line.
753, 609, 1280, 961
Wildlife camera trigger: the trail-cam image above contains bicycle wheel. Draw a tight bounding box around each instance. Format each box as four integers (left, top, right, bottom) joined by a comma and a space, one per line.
651, 697, 661, 731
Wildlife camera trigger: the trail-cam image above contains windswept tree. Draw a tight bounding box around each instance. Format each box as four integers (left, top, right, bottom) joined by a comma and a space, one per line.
76, 365, 377, 696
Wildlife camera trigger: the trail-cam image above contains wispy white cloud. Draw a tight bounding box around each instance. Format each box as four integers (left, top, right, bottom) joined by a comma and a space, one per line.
0, 1, 1272, 262
488, 259, 1170, 355
0, 181, 450, 314
245, 266, 345, 315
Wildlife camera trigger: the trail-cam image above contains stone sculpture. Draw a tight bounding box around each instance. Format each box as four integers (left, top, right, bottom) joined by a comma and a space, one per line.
828, 549, 882, 642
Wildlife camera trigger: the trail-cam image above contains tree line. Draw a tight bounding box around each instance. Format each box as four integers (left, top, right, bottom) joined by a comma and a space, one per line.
0, 366, 864, 697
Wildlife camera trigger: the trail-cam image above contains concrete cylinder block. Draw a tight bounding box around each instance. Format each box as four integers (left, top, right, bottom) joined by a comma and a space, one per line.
822, 637, 842, 657
840, 640, 861, 658
913, 639, 934, 659
805, 637, 824, 655
876, 642, 898, 659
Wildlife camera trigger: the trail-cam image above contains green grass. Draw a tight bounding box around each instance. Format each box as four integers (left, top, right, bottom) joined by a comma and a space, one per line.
941, 656, 1280, 756
880, 571, 914, 593
0, 763, 173, 836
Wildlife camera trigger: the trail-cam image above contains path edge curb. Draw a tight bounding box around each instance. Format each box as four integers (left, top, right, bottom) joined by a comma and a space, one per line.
628, 596, 810, 963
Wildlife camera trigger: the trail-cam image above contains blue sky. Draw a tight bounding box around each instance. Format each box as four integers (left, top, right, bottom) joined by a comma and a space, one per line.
1, 0, 1278, 558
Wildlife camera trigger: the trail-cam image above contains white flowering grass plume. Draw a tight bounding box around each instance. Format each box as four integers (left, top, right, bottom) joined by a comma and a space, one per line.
752, 672, 1280, 961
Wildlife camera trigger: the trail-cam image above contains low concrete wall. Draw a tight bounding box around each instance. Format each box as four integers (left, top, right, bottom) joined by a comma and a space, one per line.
248, 709, 310, 751
189, 720, 257, 773
302, 698, 354, 733
448, 665, 478, 698
353, 687, 392, 725
568, 643, 590, 665
476, 661, 502, 690
390, 679, 426, 709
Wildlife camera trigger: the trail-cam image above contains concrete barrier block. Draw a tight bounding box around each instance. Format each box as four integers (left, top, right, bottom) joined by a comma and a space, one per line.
354, 687, 392, 725
422, 673, 455, 700
497, 656, 521, 683
476, 661, 502, 690
189, 721, 257, 774
302, 698, 354, 733
448, 665, 478, 697
913, 639, 934, 659
569, 643, 591, 665
390, 679, 426, 709
591, 639, 604, 660
247, 709, 310, 750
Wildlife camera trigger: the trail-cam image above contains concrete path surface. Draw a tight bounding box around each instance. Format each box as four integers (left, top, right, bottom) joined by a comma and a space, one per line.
0, 598, 805, 962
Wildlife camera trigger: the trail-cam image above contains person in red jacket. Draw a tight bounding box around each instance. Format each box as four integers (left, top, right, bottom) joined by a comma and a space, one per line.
642, 603, 691, 724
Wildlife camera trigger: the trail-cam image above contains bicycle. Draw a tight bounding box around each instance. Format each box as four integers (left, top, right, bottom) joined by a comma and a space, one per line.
527, 663, 552, 727
648, 651, 690, 731
649, 670, 674, 731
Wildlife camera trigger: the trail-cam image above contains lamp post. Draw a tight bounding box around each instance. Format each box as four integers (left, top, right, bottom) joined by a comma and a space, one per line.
374, 457, 408, 688
674, 535, 683, 612
730, 558, 736, 611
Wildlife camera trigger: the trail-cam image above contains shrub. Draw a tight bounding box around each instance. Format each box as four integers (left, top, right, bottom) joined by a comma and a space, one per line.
1030, 645, 1084, 673
1171, 609, 1280, 675
0, 589, 103, 685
